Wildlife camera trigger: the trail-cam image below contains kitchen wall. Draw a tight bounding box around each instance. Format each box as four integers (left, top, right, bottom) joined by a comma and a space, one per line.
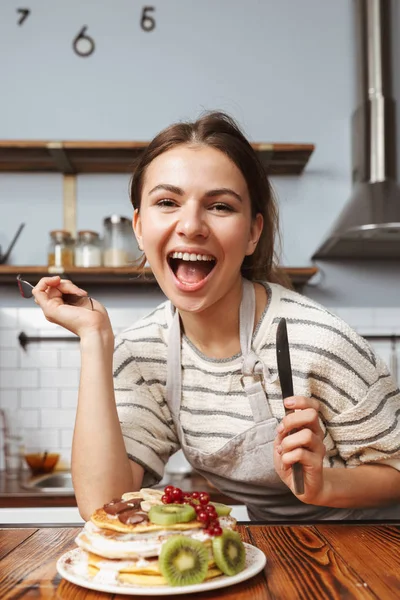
1, 1, 400, 466
0, 0, 399, 305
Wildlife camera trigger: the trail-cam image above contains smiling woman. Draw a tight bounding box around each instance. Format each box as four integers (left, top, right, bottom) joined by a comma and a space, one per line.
30, 111, 400, 523
132, 142, 264, 312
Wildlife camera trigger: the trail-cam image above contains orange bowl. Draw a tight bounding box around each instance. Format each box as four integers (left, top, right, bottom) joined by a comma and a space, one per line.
24, 452, 60, 475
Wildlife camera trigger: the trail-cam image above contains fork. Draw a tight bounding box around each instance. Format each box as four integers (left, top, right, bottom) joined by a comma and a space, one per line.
16, 274, 94, 310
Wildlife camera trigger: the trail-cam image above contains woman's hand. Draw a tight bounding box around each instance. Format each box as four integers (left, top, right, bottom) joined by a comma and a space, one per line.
32, 276, 112, 340
273, 396, 327, 504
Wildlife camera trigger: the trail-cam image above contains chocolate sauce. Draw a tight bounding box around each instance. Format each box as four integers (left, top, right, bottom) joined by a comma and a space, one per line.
103, 497, 143, 516
118, 510, 149, 525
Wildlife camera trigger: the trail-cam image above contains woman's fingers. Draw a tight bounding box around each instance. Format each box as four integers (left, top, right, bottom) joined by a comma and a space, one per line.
277, 426, 326, 456
279, 447, 324, 471
33, 276, 88, 303
57, 279, 88, 296
280, 407, 323, 438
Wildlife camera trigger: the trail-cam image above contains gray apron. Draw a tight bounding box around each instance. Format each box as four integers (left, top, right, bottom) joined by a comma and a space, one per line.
166, 278, 400, 521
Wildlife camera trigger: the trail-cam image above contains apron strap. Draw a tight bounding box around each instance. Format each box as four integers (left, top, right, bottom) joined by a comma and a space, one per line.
166, 307, 183, 425
240, 279, 274, 422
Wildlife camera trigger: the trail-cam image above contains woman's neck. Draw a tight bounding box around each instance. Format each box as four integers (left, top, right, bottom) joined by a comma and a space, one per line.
178, 280, 267, 359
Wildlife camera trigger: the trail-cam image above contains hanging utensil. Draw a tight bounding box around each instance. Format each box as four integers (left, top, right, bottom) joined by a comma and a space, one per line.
0, 223, 25, 264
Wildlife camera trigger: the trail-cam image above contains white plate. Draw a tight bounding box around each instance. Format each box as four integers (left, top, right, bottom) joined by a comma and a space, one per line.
56, 543, 266, 596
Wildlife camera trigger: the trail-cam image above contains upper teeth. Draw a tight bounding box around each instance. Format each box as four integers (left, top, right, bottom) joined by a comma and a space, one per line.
170, 252, 215, 261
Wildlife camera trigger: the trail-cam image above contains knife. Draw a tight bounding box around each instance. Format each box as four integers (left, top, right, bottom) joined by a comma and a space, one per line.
276, 318, 305, 495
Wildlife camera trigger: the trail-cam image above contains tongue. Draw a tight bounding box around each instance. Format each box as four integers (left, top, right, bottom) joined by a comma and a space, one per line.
175, 260, 213, 284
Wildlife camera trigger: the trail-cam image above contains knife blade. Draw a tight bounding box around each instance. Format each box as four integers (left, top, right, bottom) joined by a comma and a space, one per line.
276, 317, 304, 495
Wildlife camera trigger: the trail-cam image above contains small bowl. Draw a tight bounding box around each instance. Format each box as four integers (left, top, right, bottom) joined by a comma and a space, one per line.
24, 451, 60, 476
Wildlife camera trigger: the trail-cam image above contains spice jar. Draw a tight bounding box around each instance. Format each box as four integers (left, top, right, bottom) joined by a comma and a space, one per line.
103, 215, 140, 267
47, 230, 74, 268
74, 230, 102, 267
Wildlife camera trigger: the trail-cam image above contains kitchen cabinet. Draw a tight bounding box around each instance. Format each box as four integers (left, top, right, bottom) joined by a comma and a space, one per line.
0, 139, 317, 288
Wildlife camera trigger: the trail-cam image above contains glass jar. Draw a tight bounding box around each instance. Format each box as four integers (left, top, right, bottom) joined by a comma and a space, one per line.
103, 215, 140, 267
74, 230, 102, 267
47, 230, 74, 268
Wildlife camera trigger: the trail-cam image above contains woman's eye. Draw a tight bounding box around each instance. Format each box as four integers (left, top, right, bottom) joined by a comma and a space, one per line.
210, 203, 234, 213
156, 198, 176, 208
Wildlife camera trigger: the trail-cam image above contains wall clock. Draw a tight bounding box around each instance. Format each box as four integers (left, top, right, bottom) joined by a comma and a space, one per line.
16, 5, 156, 57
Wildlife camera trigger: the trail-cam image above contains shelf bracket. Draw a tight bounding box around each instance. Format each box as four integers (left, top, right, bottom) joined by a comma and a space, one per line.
63, 174, 77, 238
46, 142, 75, 174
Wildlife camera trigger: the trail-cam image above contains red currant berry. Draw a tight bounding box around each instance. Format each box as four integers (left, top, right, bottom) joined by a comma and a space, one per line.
205, 504, 217, 515
197, 511, 209, 523
203, 527, 213, 536
194, 504, 203, 514
213, 526, 223, 536
164, 485, 174, 494
171, 488, 183, 501
162, 493, 172, 504
199, 493, 210, 505
191, 491, 200, 499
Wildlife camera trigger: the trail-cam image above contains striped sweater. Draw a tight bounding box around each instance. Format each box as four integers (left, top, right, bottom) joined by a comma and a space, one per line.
113, 282, 400, 486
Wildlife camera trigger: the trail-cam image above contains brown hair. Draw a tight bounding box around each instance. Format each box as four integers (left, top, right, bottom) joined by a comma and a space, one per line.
129, 111, 290, 288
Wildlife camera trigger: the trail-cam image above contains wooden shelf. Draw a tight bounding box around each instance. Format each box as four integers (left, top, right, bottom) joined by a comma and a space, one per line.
0, 266, 318, 288
0, 141, 314, 175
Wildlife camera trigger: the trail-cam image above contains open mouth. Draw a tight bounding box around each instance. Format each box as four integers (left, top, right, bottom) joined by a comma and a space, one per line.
167, 251, 217, 285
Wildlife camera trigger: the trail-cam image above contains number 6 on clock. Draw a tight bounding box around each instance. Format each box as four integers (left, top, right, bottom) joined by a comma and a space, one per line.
141, 6, 156, 32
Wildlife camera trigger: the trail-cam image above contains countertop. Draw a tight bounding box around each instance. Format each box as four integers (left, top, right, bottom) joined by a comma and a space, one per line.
0, 470, 240, 508
2, 522, 400, 599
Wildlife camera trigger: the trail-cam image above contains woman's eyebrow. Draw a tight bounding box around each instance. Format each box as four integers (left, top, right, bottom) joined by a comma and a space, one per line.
148, 184, 242, 203
149, 184, 184, 195
205, 188, 242, 203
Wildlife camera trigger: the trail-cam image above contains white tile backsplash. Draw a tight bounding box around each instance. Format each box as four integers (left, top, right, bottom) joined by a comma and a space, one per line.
41, 408, 76, 429
0, 302, 399, 473
20, 389, 59, 409
0, 329, 21, 348
0, 308, 18, 329
40, 368, 79, 389
0, 349, 18, 368
59, 349, 81, 369
1, 369, 39, 388
19, 348, 59, 369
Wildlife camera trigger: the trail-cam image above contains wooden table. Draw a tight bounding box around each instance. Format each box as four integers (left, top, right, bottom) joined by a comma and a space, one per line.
1, 523, 400, 599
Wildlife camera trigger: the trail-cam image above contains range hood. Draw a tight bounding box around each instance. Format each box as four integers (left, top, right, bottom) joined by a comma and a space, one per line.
313, 0, 400, 259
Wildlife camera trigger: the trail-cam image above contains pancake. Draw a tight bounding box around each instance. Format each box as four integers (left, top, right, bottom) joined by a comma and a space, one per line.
91, 507, 204, 534
76, 521, 212, 559
71, 486, 243, 589
118, 566, 223, 586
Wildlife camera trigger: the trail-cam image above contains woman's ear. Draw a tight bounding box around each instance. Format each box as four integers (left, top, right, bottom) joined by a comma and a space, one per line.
245, 213, 264, 256
133, 209, 143, 250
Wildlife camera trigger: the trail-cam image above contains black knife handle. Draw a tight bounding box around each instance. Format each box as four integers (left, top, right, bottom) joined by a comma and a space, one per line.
292, 463, 305, 495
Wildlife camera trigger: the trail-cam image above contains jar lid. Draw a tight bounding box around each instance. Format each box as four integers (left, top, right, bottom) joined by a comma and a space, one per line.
103, 215, 131, 225
77, 230, 100, 239
50, 229, 73, 240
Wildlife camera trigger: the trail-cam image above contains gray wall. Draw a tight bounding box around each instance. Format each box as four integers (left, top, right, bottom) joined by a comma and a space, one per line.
1, 0, 399, 307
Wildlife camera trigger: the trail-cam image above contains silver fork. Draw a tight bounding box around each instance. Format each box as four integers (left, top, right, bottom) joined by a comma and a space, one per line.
16, 274, 94, 310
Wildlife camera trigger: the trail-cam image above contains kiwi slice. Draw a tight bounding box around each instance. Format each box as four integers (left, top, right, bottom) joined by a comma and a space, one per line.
212, 529, 246, 576
148, 503, 196, 526
159, 535, 209, 586
210, 501, 232, 517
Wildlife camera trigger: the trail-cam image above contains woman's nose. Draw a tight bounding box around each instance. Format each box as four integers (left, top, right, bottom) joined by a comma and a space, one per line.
176, 204, 209, 238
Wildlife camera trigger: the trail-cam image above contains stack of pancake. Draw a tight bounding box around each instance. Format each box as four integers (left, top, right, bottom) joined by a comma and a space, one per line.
74, 488, 243, 587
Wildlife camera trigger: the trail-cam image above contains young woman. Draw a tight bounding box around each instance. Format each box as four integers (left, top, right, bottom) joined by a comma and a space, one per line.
32, 112, 400, 522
